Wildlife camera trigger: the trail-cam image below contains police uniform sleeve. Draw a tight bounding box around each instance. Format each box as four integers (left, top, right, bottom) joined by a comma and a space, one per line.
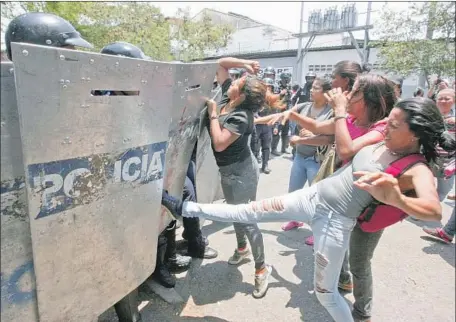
222, 111, 249, 136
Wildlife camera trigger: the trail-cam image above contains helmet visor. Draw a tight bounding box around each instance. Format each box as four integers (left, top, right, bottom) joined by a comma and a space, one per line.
63, 32, 94, 49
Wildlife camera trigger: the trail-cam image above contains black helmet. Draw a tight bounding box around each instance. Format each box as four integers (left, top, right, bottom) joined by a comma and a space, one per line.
280, 72, 292, 81
263, 66, 275, 77
5, 12, 93, 60
238, 68, 248, 77
263, 77, 275, 87
101, 41, 149, 59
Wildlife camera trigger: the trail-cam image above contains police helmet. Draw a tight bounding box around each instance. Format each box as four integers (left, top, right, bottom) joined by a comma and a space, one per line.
101, 41, 150, 59
229, 68, 240, 76
238, 68, 248, 77
305, 71, 317, 83
5, 12, 93, 60
280, 72, 292, 81
263, 66, 275, 78
263, 77, 275, 87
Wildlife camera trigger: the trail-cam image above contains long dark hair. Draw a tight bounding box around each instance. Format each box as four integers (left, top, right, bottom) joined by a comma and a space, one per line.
333, 60, 370, 91
230, 75, 284, 112
355, 74, 397, 124
395, 97, 456, 162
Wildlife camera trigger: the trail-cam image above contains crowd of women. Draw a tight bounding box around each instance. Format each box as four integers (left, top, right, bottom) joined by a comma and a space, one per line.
162, 57, 456, 322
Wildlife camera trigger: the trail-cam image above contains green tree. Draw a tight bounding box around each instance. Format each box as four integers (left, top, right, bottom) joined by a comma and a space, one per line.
169, 8, 234, 61
1, 2, 234, 61
373, 2, 455, 84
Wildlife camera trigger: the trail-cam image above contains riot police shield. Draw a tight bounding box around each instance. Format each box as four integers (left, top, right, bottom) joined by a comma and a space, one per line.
1, 62, 38, 321
195, 87, 224, 203
160, 61, 218, 229
11, 43, 172, 322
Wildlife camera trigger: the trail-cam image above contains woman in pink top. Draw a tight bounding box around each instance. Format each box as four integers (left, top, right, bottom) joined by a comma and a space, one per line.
282, 62, 387, 235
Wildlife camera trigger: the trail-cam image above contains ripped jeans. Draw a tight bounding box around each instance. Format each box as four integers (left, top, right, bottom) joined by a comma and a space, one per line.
183, 185, 356, 322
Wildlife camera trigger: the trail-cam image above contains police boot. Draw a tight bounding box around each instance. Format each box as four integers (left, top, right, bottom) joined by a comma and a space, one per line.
152, 233, 176, 288
271, 135, 281, 156
165, 223, 192, 274
261, 149, 271, 174
114, 290, 142, 322
183, 217, 218, 259
281, 136, 290, 154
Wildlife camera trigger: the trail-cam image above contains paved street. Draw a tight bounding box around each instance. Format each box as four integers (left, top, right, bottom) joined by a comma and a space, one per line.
100, 152, 455, 322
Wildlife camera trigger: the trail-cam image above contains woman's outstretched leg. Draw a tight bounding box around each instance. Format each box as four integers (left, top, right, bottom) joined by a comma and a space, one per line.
167, 185, 319, 225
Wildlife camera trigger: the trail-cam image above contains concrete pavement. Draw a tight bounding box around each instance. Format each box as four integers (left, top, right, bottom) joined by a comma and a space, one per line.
99, 152, 455, 322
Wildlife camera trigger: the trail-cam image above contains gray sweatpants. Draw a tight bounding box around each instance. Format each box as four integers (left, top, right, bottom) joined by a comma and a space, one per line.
349, 223, 385, 321
219, 153, 265, 270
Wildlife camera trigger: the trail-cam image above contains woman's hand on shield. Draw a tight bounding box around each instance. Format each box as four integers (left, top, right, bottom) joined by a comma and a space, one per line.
353, 171, 403, 207
206, 99, 218, 118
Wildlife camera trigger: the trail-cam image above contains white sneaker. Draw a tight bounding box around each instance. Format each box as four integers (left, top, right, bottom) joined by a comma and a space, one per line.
228, 248, 251, 265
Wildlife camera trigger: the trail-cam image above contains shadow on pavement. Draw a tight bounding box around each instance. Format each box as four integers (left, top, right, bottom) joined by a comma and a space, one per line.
420, 236, 455, 268
130, 260, 247, 321
259, 228, 335, 322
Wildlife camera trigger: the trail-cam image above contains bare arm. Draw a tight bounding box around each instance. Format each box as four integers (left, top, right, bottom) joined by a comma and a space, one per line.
289, 111, 335, 135
334, 118, 385, 161
396, 164, 442, 221
254, 114, 277, 124
216, 57, 259, 85
209, 117, 240, 152
293, 135, 334, 147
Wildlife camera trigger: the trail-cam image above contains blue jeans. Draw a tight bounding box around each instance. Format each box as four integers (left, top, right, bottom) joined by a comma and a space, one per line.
289, 154, 320, 193
183, 185, 356, 321
437, 175, 455, 201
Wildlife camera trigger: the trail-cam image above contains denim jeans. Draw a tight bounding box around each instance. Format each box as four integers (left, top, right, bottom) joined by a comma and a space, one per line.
183, 185, 356, 322
288, 153, 320, 193
437, 175, 455, 201
443, 208, 455, 237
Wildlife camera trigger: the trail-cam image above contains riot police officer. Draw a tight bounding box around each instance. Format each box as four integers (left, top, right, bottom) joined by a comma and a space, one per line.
229, 68, 241, 80
5, 12, 93, 60
262, 66, 276, 82
251, 77, 274, 174
271, 72, 292, 156
302, 72, 316, 102
101, 41, 151, 59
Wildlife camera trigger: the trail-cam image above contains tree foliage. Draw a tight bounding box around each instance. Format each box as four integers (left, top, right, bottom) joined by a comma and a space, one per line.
1, 1, 234, 61
373, 2, 455, 81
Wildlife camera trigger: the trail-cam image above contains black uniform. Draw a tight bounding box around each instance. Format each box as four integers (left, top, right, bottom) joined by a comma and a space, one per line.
251, 106, 273, 173
271, 82, 292, 155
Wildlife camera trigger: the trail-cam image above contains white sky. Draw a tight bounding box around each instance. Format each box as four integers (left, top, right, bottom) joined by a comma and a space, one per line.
153, 1, 410, 33
1, 1, 411, 49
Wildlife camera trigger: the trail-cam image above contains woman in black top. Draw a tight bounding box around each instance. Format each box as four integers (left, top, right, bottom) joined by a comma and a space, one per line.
205, 57, 283, 298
